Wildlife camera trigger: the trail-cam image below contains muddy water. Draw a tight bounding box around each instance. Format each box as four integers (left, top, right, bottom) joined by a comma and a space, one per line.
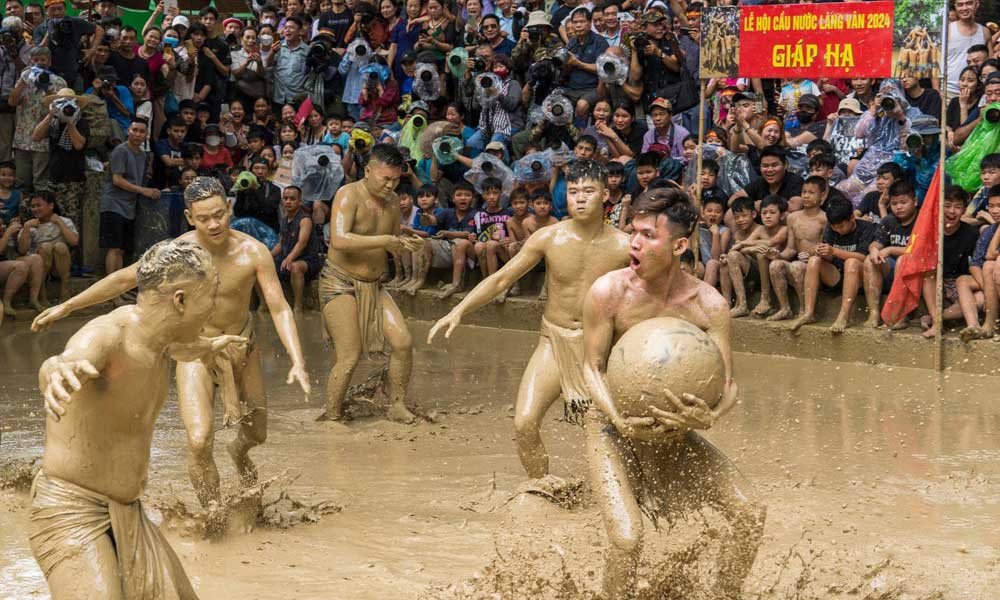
1, 314, 998, 599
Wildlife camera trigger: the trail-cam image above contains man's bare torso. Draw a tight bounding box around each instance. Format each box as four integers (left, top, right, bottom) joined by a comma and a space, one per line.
327, 180, 400, 281
603, 269, 718, 343
178, 229, 261, 336
541, 222, 630, 329
42, 309, 169, 504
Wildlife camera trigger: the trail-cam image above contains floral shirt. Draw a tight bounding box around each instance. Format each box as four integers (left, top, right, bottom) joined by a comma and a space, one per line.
14, 71, 68, 153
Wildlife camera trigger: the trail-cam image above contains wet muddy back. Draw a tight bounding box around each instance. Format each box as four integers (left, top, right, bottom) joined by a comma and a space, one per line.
1, 314, 998, 598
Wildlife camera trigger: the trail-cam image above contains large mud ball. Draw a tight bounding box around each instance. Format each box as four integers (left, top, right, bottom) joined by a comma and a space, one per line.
606, 317, 724, 424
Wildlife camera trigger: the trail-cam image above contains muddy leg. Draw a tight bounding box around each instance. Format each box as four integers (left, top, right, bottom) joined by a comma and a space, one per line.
752, 255, 772, 316
177, 360, 222, 509
228, 346, 267, 486
513, 336, 564, 478
289, 261, 307, 311
831, 257, 861, 334
321, 295, 363, 420
727, 252, 750, 316
380, 290, 416, 423
719, 262, 732, 305
404, 244, 431, 296
52, 242, 71, 302
985, 261, 999, 336
862, 255, 888, 327
704, 258, 721, 289
439, 239, 470, 299
19, 254, 44, 308
767, 260, 793, 321
0, 261, 27, 312
921, 272, 939, 339
586, 417, 644, 600
41, 532, 125, 600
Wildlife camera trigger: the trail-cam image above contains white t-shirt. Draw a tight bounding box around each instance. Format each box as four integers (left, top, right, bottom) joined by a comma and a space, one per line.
947, 21, 989, 95
28, 216, 77, 254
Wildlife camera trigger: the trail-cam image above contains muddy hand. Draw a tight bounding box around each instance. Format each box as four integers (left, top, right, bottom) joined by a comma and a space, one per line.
32, 303, 73, 332
427, 312, 461, 343
287, 363, 311, 396
168, 335, 248, 362
650, 388, 719, 431
44, 359, 99, 421
401, 235, 425, 251
614, 415, 684, 444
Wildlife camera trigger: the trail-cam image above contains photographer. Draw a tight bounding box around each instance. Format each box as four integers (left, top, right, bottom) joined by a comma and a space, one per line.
511, 11, 562, 83
360, 58, 400, 125
338, 31, 377, 120
562, 7, 607, 127
85, 65, 134, 136
627, 10, 683, 107
266, 16, 308, 110
30, 88, 89, 231
0, 20, 25, 162
468, 54, 520, 161
11, 47, 66, 195
33, 0, 105, 91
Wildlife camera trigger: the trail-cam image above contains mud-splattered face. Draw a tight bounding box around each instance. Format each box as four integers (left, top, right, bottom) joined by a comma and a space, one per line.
629, 212, 687, 280
565, 177, 607, 221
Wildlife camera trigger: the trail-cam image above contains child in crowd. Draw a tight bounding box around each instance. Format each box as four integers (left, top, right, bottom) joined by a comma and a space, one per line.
401, 185, 450, 296
921, 186, 979, 339
770, 176, 829, 322
388, 185, 417, 288
962, 153, 1000, 228
698, 159, 727, 210
201, 124, 234, 171
324, 116, 350, 155
731, 195, 788, 317
0, 161, 23, 223
524, 189, 559, 236
551, 136, 600, 220
802, 197, 878, 333
809, 153, 844, 187
473, 178, 513, 288
956, 185, 1000, 340
633, 152, 661, 197
240, 129, 268, 171
856, 162, 905, 223
698, 196, 731, 291
16, 191, 79, 304
437, 182, 479, 300
604, 162, 630, 231
503, 189, 531, 296
0, 218, 42, 319
720, 197, 760, 316
271, 185, 322, 312
862, 179, 919, 328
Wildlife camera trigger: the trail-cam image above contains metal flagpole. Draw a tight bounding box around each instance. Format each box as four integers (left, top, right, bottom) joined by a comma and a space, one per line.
692, 79, 706, 266
935, 16, 947, 371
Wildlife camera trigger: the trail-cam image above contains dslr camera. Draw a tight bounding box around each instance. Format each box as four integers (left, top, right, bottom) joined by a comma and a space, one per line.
306, 35, 334, 71
472, 56, 487, 72
48, 18, 75, 46
526, 25, 544, 44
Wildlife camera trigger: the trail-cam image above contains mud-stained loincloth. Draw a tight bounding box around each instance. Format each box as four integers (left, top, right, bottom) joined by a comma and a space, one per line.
317, 258, 386, 354
210, 314, 257, 422
540, 317, 590, 423
28, 470, 199, 599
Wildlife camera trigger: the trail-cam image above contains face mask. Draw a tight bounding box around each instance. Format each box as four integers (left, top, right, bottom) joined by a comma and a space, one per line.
262, 17, 276, 26
795, 110, 815, 124
163, 36, 179, 47
260, 34, 273, 47
493, 66, 508, 78
205, 135, 221, 146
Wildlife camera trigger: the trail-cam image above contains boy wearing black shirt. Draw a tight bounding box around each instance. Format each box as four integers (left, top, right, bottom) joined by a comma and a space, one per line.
922, 186, 980, 339
856, 162, 905, 224
814, 197, 878, 333
862, 179, 918, 327
732, 145, 804, 213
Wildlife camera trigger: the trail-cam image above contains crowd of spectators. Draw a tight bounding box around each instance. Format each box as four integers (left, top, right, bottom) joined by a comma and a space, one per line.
0, 0, 998, 339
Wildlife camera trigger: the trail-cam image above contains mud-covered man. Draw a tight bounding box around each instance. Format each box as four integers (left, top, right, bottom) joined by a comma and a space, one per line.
33, 177, 310, 521
30, 239, 242, 599
428, 159, 629, 478
319, 143, 424, 424
582, 188, 765, 599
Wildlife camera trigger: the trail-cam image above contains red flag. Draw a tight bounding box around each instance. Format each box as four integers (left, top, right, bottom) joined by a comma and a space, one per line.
881, 165, 941, 326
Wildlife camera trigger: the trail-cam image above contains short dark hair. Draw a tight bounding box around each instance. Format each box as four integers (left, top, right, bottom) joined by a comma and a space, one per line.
510, 188, 529, 203
825, 197, 854, 225
481, 13, 500, 27
606, 161, 625, 177
0, 160, 14, 172
809, 153, 837, 170
731, 196, 755, 214
566, 158, 608, 185
635, 151, 660, 170
168, 116, 188, 130
481, 176, 503, 192
199, 6, 219, 18
631, 187, 697, 238
968, 43, 989, 55
529, 189, 552, 203
30, 189, 55, 205
760, 195, 787, 213
570, 6, 592, 20
981, 153, 1000, 170
187, 23, 208, 37
876, 162, 904, 179
702, 195, 725, 210
284, 185, 302, 197
701, 158, 719, 176
888, 179, 916, 198
369, 143, 404, 168
452, 181, 476, 195
945, 185, 970, 208
416, 184, 438, 198
284, 15, 303, 28
806, 139, 834, 156
576, 134, 598, 150
760, 145, 787, 163
803, 175, 829, 193
988, 184, 1000, 200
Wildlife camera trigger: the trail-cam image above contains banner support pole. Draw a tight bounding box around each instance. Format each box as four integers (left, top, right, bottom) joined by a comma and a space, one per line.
935, 25, 947, 372
692, 79, 706, 267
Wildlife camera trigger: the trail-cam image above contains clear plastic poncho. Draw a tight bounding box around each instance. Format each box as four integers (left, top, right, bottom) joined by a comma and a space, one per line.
542, 91, 573, 127
433, 135, 463, 165
291, 145, 344, 203
465, 153, 515, 197
412, 63, 440, 101
597, 52, 628, 85
513, 151, 553, 185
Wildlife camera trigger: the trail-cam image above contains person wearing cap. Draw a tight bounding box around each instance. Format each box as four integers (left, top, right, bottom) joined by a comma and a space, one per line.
901, 76, 943, 119
641, 97, 688, 160
11, 47, 66, 195
511, 10, 564, 79
32, 88, 90, 250
628, 10, 683, 107
33, 0, 105, 91
785, 93, 827, 148
85, 64, 134, 135
222, 17, 244, 51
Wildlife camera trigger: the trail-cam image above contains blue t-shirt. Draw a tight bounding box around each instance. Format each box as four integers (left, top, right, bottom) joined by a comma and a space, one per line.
551, 172, 567, 220
566, 32, 609, 90
84, 85, 134, 133
413, 207, 446, 235
0, 188, 22, 223
972, 223, 998, 268
322, 131, 350, 153
440, 207, 477, 232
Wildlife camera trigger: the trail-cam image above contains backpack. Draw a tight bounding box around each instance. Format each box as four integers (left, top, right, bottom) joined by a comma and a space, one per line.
79, 94, 115, 160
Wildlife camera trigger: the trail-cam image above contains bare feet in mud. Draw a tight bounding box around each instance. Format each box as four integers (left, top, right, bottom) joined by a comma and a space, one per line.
437, 283, 462, 300
864, 314, 881, 328
315, 410, 344, 422
751, 301, 771, 318
920, 315, 937, 339
404, 279, 426, 296
388, 402, 417, 424
508, 282, 521, 297
789, 313, 816, 332
959, 326, 986, 343
830, 314, 849, 334
730, 302, 749, 318
227, 441, 259, 487
385, 277, 407, 290
767, 307, 793, 322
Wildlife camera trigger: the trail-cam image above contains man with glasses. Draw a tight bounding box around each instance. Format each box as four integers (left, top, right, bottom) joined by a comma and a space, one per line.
480, 14, 514, 57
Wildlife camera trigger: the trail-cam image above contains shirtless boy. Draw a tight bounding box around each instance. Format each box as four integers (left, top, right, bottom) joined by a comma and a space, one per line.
31, 239, 242, 599
33, 178, 311, 516
732, 195, 788, 317
319, 143, 424, 423
582, 188, 764, 599
719, 197, 760, 316
428, 160, 630, 478
769, 176, 829, 323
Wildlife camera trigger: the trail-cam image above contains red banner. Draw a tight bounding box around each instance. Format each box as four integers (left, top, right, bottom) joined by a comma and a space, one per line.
737, 2, 894, 78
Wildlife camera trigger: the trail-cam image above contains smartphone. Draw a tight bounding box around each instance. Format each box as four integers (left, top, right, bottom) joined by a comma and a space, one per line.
163, 45, 173, 58
185, 40, 196, 55
164, 0, 178, 13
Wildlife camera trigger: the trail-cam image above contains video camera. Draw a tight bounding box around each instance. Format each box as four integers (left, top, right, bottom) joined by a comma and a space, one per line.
346, 38, 374, 66
0, 28, 18, 52
27, 66, 52, 92
47, 17, 75, 46
541, 91, 572, 127
526, 25, 544, 44
306, 35, 334, 71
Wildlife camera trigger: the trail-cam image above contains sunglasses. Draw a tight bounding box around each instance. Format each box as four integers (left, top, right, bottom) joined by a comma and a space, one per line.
482, 23, 498, 29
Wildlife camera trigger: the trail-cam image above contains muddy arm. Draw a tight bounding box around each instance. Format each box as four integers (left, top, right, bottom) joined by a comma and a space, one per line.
32, 264, 139, 330
448, 229, 547, 317
582, 276, 625, 425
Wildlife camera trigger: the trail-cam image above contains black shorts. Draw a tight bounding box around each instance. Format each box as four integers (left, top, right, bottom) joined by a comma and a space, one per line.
274, 254, 323, 281
99, 212, 135, 253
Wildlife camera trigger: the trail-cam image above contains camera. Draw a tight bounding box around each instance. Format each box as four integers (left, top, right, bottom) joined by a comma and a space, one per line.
28, 66, 51, 92
987, 107, 1000, 124
472, 56, 487, 72
448, 53, 462, 68
905, 133, 922, 149
353, 138, 367, 150
49, 18, 74, 45
62, 104, 76, 117
550, 47, 569, 69
318, 155, 330, 167
482, 161, 495, 174
306, 37, 332, 70
232, 172, 258, 191
411, 114, 426, 129
0, 29, 18, 51
526, 25, 543, 44
420, 69, 434, 82
880, 96, 896, 111
530, 160, 543, 173
439, 140, 452, 154
632, 33, 649, 51
101, 78, 115, 90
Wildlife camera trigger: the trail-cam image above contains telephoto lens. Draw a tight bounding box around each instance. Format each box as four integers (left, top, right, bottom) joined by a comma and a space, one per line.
439, 141, 452, 153
412, 115, 426, 128
318, 155, 330, 166
987, 107, 1000, 124
530, 160, 543, 172
880, 97, 896, 111
420, 70, 433, 82
905, 133, 922, 149
482, 161, 495, 173
551, 104, 564, 117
